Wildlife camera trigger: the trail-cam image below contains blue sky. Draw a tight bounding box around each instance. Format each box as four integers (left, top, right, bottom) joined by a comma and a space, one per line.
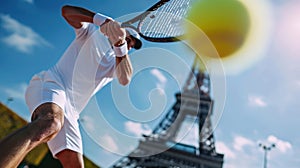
1, 0, 300, 168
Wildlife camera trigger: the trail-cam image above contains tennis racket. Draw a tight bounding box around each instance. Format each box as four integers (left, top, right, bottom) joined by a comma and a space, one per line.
121, 0, 193, 42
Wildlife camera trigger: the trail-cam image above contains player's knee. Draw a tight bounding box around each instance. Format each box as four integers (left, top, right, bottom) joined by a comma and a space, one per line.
42, 117, 63, 141
31, 103, 64, 142
37, 117, 63, 143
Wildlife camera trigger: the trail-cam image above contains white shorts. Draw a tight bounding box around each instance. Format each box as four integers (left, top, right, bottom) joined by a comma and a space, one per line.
25, 71, 83, 157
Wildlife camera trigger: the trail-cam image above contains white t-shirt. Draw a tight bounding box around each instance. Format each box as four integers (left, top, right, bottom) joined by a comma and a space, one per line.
49, 22, 116, 118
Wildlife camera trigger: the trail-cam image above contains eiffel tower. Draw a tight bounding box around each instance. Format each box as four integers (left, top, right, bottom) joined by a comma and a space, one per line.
111, 56, 224, 168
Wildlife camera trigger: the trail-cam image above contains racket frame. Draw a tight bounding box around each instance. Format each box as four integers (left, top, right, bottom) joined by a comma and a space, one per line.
121, 0, 183, 42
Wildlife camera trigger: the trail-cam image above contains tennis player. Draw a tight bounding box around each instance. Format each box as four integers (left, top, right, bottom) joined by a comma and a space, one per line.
0, 5, 142, 168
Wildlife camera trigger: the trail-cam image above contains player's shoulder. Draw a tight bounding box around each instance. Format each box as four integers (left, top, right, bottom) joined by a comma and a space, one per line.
78, 22, 98, 32
75, 22, 98, 38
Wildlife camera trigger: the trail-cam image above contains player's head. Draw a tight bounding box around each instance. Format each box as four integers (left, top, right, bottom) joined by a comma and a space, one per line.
125, 28, 142, 50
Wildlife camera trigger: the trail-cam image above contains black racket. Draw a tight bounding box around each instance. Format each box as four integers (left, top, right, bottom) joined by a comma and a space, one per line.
121, 0, 193, 42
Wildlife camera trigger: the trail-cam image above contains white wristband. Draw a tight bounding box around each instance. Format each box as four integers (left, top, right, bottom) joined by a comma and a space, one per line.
113, 43, 128, 57
93, 13, 112, 26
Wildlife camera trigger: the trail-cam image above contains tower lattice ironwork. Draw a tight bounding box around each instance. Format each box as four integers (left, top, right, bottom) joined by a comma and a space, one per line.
111, 56, 224, 168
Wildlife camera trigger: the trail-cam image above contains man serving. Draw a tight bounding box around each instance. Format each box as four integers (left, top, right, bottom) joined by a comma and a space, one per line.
0, 5, 142, 168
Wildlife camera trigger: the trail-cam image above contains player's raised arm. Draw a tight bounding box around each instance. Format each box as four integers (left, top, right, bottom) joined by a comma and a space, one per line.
61, 5, 95, 29
61, 5, 139, 86
101, 21, 133, 86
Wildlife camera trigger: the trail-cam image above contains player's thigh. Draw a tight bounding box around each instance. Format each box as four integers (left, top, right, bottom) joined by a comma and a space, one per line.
25, 71, 66, 122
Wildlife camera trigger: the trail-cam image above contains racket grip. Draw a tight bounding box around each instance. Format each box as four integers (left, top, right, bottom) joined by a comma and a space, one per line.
93, 13, 113, 26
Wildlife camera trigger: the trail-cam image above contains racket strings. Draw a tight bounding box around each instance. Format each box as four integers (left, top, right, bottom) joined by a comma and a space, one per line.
157, 0, 182, 37
144, 1, 179, 38
142, 0, 192, 39
165, 0, 189, 35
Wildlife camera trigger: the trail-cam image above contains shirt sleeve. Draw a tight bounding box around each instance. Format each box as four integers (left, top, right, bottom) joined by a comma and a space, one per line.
74, 22, 98, 40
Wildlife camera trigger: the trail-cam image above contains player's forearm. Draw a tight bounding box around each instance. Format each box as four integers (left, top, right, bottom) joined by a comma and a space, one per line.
61, 5, 95, 28
115, 55, 133, 86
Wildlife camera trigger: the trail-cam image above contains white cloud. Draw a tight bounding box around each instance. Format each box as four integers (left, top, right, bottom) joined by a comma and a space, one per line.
3, 83, 28, 100
80, 115, 96, 133
216, 141, 236, 159
150, 69, 167, 83
248, 95, 267, 107
124, 121, 152, 136
100, 134, 119, 152
267, 135, 292, 153
216, 134, 296, 168
233, 135, 255, 152
216, 136, 259, 168
150, 68, 167, 90
23, 0, 34, 4
0, 14, 51, 54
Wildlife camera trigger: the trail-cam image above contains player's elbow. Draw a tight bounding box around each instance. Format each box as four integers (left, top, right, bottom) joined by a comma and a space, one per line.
118, 76, 131, 86
61, 5, 73, 18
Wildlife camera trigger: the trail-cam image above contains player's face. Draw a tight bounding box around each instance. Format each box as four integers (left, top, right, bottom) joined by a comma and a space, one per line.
125, 36, 136, 50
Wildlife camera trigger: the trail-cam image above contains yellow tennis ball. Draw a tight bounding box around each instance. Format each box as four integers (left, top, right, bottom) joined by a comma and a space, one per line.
185, 0, 250, 58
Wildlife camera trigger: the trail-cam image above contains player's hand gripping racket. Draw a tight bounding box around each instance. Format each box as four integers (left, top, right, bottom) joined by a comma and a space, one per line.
121, 0, 193, 42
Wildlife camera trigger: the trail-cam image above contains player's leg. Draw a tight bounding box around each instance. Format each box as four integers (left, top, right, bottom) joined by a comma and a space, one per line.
0, 103, 64, 168
56, 149, 84, 168
47, 108, 84, 167
30, 103, 64, 143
